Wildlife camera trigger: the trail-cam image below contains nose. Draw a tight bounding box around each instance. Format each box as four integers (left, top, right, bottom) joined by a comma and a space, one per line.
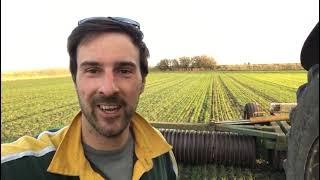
97, 71, 120, 96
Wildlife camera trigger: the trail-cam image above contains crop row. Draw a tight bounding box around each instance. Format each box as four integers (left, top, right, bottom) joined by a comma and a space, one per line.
1, 71, 307, 143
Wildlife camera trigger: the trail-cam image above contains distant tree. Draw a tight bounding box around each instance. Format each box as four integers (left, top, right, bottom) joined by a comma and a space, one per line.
179, 56, 192, 70
191, 55, 217, 70
191, 56, 201, 69
201, 55, 217, 70
170, 59, 180, 70
156, 59, 171, 71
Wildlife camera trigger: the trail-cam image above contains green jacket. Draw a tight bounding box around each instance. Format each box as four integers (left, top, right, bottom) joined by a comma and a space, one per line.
1, 112, 178, 180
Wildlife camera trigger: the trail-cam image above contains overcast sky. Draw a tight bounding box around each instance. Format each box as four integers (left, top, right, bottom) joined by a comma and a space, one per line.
1, 0, 319, 72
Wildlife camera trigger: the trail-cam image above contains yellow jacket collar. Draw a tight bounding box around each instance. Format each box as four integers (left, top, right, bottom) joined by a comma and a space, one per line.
47, 111, 172, 179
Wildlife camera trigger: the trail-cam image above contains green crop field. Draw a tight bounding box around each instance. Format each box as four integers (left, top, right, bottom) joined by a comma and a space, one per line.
1, 70, 307, 179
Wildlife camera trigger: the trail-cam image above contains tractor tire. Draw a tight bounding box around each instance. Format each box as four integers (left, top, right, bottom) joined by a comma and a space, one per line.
284, 64, 319, 180
243, 102, 261, 119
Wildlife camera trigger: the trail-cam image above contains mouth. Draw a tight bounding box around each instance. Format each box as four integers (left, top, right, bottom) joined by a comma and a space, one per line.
98, 104, 122, 113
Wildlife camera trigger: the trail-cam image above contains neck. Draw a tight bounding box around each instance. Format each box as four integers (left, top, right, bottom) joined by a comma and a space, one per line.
81, 117, 130, 151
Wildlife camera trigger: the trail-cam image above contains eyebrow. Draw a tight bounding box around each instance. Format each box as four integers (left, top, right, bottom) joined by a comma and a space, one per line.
79, 60, 137, 69
114, 61, 137, 68
79, 61, 102, 68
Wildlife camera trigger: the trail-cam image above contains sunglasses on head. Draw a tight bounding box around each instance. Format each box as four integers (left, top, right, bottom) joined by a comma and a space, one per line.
78, 17, 140, 29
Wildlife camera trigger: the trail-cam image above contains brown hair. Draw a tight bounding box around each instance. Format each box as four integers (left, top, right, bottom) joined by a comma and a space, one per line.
67, 18, 149, 83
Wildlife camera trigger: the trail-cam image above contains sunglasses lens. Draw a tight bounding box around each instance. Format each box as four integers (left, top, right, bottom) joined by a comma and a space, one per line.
78, 17, 140, 29
110, 17, 140, 29
78, 17, 106, 25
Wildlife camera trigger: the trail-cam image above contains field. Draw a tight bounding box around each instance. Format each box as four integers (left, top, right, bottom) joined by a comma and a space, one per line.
1, 71, 307, 179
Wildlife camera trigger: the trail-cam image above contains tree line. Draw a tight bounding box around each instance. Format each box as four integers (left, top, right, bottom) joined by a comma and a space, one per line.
216, 63, 303, 71
155, 55, 217, 71
153, 55, 303, 71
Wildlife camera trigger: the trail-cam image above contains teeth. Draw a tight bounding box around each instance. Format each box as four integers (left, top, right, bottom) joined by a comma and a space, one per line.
99, 105, 120, 111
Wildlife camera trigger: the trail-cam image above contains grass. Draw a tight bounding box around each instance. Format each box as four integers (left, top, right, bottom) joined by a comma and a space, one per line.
1, 68, 70, 81
2, 70, 304, 179
1, 71, 306, 143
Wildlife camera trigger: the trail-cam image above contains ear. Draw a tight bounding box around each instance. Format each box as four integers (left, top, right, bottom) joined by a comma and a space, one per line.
139, 81, 145, 95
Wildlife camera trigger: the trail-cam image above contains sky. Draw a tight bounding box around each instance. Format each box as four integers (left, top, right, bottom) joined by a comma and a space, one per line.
1, 0, 319, 72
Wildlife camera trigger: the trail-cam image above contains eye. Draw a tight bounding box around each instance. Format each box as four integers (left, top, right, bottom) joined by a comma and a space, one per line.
119, 69, 131, 74
85, 67, 100, 74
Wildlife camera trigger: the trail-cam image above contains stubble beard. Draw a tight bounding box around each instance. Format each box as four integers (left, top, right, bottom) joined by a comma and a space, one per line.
77, 92, 137, 138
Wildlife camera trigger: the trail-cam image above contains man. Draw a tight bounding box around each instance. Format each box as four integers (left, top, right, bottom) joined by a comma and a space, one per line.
1, 17, 178, 180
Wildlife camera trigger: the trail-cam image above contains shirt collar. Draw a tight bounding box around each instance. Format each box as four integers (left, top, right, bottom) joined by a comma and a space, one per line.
47, 111, 172, 178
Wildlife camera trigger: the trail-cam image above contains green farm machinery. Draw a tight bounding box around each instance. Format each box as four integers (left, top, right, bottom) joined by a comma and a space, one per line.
153, 98, 318, 179
152, 102, 295, 169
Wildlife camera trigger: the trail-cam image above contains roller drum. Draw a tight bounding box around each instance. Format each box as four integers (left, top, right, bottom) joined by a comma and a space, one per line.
158, 128, 256, 168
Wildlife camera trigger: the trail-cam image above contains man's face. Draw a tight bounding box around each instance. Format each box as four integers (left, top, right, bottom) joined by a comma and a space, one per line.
75, 32, 144, 138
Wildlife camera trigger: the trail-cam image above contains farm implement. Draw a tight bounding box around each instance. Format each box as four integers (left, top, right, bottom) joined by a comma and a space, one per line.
151, 103, 300, 169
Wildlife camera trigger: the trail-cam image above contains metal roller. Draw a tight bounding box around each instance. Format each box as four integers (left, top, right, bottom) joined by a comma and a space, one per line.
158, 128, 256, 168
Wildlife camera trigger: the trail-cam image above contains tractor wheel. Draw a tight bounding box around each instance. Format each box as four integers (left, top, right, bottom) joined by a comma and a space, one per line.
284, 64, 319, 180
243, 102, 261, 119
